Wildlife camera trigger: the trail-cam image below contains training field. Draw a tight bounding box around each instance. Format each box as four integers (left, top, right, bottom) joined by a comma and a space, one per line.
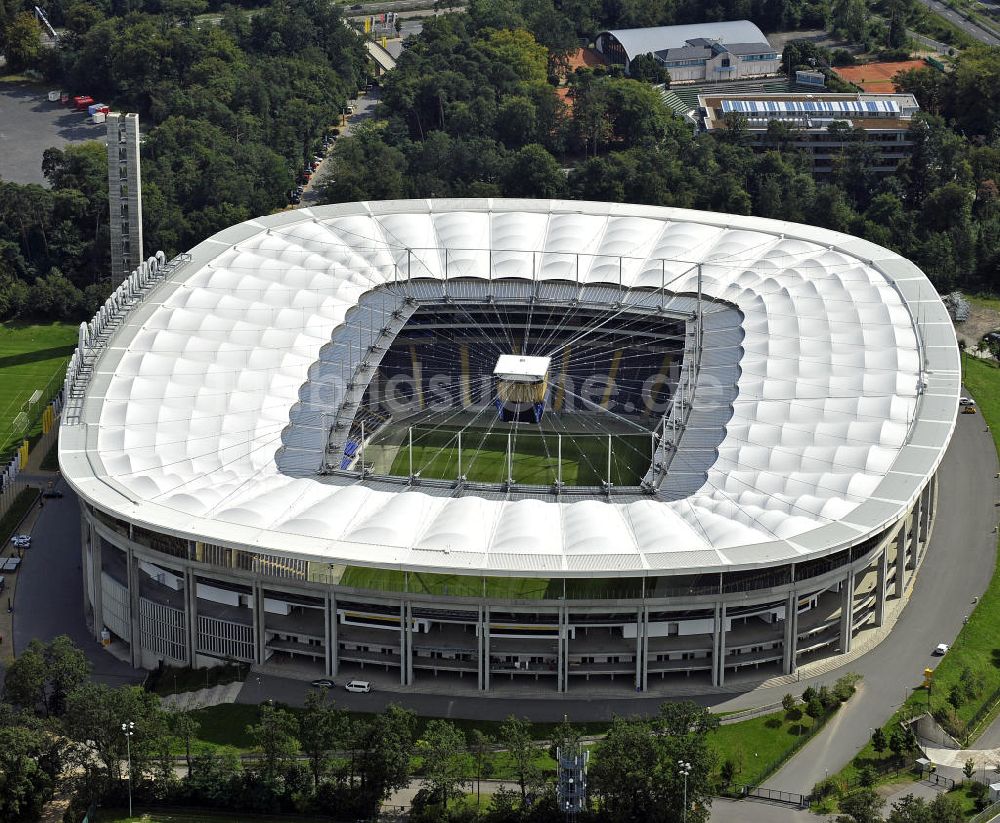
371, 423, 653, 486
0, 323, 77, 458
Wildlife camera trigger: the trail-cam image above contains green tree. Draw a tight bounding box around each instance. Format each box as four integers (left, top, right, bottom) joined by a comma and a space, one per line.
357, 704, 416, 815
502, 143, 564, 197
63, 684, 171, 792
963, 757, 976, 781
172, 711, 200, 778
2, 642, 47, 714
3, 12, 42, 71
246, 701, 299, 784
871, 727, 887, 757
498, 715, 541, 806
43, 635, 90, 716
0, 715, 58, 823
420, 719, 471, 811
836, 787, 885, 823
299, 689, 340, 790
805, 696, 825, 726
2, 636, 90, 716
628, 52, 670, 85
469, 728, 494, 805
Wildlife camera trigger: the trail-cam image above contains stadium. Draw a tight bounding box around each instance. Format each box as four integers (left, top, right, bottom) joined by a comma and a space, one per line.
59, 199, 958, 695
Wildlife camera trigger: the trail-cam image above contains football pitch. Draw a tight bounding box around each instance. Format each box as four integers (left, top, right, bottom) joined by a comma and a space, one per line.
375, 424, 652, 486
0, 323, 77, 459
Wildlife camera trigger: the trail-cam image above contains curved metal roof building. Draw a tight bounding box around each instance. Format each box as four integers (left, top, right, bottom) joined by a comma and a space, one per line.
61, 200, 959, 691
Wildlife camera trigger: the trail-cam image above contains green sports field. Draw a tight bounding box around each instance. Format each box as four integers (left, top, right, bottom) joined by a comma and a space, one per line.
0, 323, 77, 459
376, 424, 652, 486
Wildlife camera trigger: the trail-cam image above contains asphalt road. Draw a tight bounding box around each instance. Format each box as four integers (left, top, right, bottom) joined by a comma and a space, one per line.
0, 82, 102, 185
914, 0, 1000, 44
11, 475, 140, 685
760, 406, 999, 794
299, 89, 379, 207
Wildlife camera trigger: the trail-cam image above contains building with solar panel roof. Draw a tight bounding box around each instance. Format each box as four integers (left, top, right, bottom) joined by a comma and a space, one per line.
698, 92, 921, 175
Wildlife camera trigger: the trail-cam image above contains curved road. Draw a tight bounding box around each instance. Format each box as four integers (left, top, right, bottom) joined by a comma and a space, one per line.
915, 0, 1000, 44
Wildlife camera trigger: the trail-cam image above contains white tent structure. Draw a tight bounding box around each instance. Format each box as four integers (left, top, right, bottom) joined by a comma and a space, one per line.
60, 199, 956, 576
59, 200, 958, 689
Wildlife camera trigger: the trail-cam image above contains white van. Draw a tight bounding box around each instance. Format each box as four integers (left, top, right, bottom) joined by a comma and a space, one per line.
345, 680, 371, 693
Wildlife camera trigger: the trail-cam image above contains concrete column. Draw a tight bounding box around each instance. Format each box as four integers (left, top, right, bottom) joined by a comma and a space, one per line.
330, 594, 339, 676
477, 605, 484, 691
90, 524, 104, 642
80, 515, 91, 622
921, 483, 932, 553
406, 601, 414, 685
908, 496, 921, 570
839, 568, 856, 654
712, 603, 727, 687
184, 567, 198, 666
252, 583, 266, 666
634, 607, 643, 691
323, 594, 333, 677
874, 548, 888, 628
399, 601, 407, 686
641, 607, 649, 691
484, 605, 491, 691
557, 608, 567, 693
783, 590, 798, 675
894, 521, 907, 598
126, 545, 141, 668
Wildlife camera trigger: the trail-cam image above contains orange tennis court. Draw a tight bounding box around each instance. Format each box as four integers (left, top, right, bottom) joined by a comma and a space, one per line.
834, 60, 928, 92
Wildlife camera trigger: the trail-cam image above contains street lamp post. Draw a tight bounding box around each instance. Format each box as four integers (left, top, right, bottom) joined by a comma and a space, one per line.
678, 760, 692, 823
122, 721, 135, 819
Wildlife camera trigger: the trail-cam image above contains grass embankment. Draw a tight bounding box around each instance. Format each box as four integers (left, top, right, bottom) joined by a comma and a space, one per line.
709, 709, 822, 789
829, 353, 1000, 792
0, 323, 77, 459
0, 487, 41, 545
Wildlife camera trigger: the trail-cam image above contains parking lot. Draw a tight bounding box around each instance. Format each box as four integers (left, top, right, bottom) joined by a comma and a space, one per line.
0, 82, 102, 185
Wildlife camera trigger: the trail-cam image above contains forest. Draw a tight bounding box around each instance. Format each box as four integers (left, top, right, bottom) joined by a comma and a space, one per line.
0, 0, 999, 320
0, 0, 365, 319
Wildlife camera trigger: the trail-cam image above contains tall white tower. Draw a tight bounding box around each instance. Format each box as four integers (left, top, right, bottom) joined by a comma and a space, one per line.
107, 112, 143, 282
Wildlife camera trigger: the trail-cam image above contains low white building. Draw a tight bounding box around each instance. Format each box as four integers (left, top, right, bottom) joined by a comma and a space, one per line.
596, 21, 780, 82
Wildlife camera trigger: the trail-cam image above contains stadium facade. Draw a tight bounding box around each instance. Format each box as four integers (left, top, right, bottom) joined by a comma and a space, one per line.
59, 200, 958, 694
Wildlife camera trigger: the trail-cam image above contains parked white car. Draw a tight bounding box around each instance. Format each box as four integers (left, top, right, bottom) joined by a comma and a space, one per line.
934, 643, 949, 655
345, 680, 371, 693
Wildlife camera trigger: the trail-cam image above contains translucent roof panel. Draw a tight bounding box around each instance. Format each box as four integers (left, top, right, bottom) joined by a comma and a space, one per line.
60, 200, 958, 578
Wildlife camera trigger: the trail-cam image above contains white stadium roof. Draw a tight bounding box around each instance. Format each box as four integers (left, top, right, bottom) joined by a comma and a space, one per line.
60, 200, 959, 578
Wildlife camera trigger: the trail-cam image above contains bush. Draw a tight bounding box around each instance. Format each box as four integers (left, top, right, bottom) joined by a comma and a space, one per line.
833, 673, 861, 703
832, 49, 856, 66
811, 775, 839, 799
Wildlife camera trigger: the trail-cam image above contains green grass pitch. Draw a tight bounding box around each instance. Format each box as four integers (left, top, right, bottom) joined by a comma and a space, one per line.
0, 323, 77, 459
385, 425, 652, 486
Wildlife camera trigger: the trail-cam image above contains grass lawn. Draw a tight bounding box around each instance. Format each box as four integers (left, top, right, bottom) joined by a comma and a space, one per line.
708, 709, 819, 789
384, 425, 651, 486
0, 323, 77, 459
831, 354, 1000, 790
